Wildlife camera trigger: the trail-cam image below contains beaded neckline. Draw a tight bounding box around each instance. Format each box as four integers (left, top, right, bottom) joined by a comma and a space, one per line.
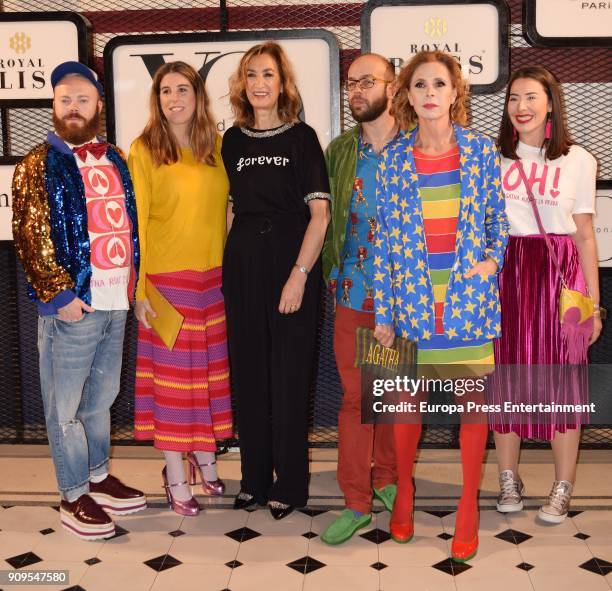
240, 122, 295, 138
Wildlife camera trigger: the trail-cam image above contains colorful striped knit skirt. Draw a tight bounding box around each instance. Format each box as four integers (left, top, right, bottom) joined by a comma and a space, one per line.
134, 268, 233, 451
488, 235, 589, 440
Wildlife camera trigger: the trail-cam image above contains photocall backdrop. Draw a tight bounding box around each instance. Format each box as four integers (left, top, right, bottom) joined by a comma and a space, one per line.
0, 0, 611, 449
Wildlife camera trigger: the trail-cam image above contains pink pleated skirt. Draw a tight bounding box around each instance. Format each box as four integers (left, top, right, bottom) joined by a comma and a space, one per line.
488, 235, 590, 440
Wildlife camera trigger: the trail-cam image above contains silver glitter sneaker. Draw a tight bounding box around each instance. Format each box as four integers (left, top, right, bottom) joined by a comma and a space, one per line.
496, 469, 525, 513
538, 480, 573, 524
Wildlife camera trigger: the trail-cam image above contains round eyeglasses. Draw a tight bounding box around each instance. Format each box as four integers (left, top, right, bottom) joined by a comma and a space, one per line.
344, 76, 393, 92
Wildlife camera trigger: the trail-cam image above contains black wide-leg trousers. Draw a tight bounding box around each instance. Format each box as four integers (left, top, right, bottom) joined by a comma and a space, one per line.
222, 212, 321, 507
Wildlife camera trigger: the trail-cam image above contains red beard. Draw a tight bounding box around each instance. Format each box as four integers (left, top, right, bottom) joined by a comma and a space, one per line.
53, 110, 101, 145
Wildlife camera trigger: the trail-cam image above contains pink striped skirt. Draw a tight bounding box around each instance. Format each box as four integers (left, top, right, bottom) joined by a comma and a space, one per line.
134, 268, 233, 451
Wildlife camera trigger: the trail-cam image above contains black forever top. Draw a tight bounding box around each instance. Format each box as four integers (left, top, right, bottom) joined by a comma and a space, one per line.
221, 121, 331, 216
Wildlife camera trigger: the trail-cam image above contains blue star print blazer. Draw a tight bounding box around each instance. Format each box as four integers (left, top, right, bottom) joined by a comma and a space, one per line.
373, 124, 509, 343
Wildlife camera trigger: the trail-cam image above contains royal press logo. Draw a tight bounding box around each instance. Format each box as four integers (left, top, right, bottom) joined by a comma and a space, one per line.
388, 14, 483, 76
9, 32, 31, 55
0, 31, 45, 91
424, 17, 448, 38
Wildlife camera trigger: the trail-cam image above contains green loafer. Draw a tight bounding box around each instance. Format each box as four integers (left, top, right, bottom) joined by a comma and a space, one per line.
320, 509, 372, 545
373, 483, 397, 512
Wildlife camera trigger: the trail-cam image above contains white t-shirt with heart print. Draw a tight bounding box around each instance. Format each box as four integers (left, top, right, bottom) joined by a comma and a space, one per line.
72, 143, 132, 310
501, 142, 597, 236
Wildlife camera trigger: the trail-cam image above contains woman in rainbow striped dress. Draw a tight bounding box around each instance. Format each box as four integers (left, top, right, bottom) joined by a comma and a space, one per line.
373, 50, 509, 561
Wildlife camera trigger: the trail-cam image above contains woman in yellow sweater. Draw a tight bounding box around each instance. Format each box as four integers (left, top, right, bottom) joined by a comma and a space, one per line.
128, 61, 233, 516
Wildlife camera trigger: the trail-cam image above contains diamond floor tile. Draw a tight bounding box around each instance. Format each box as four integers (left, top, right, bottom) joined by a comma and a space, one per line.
516, 562, 534, 571
495, 528, 533, 544
370, 561, 388, 570
432, 557, 472, 576
359, 527, 391, 544
224, 527, 261, 543
286, 555, 326, 575
84, 557, 101, 566
5, 551, 42, 569
143, 553, 182, 572
579, 557, 612, 576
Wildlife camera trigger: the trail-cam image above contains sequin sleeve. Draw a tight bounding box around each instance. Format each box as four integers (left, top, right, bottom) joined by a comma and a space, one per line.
11, 144, 75, 302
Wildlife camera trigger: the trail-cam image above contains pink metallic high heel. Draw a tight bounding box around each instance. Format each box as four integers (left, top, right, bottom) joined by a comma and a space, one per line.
162, 467, 200, 516
186, 452, 226, 496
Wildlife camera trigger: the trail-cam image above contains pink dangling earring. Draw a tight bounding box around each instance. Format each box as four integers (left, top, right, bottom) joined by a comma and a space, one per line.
545, 113, 552, 140
512, 127, 518, 142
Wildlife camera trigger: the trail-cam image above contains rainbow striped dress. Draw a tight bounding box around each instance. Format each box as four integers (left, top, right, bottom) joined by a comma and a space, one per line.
414, 146, 494, 367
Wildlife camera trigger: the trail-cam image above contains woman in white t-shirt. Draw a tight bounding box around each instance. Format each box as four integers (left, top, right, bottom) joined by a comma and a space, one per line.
489, 65, 603, 524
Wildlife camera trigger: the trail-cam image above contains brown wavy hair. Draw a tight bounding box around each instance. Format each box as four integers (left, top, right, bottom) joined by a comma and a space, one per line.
229, 42, 302, 127
391, 51, 469, 130
138, 61, 217, 167
498, 65, 572, 161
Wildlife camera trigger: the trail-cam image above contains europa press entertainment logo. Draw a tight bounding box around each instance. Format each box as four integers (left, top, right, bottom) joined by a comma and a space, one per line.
9, 32, 31, 54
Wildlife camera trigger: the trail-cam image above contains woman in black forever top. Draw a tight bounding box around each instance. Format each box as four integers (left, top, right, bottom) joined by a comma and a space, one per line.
221, 41, 331, 519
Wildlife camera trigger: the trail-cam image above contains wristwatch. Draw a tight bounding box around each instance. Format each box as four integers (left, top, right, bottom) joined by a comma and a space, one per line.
294, 264, 309, 275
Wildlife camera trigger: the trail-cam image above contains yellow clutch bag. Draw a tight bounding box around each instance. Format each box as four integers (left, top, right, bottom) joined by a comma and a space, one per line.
559, 287, 594, 326
145, 278, 184, 351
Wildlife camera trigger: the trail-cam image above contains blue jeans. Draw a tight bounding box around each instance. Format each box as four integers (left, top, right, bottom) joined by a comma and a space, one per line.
37, 310, 128, 501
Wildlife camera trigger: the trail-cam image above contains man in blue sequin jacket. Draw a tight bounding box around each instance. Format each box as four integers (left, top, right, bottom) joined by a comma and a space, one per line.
11, 61, 145, 541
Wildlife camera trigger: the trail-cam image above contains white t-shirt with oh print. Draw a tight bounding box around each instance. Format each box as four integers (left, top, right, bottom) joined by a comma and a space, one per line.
501, 142, 597, 236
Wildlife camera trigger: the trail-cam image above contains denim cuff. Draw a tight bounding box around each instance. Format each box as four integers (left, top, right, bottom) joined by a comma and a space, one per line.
61, 480, 90, 502
89, 459, 109, 481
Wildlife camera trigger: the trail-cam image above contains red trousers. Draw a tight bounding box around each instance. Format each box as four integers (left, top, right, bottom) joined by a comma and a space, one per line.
334, 304, 397, 514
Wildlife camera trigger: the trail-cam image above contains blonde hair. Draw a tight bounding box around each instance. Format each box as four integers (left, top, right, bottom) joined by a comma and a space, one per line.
138, 61, 217, 167
229, 42, 302, 127
391, 51, 470, 130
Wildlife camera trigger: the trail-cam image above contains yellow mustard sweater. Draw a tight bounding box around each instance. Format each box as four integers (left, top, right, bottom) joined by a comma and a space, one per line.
128, 136, 229, 301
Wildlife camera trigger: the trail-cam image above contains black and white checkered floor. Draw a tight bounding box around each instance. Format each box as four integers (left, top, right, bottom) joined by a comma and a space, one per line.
1, 447, 612, 590
3, 504, 612, 590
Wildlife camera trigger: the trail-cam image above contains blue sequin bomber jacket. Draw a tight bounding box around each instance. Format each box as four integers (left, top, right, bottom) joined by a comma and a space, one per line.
11, 132, 140, 315
374, 124, 509, 342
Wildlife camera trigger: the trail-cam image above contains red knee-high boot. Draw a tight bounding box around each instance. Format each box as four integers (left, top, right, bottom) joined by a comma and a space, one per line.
452, 422, 488, 561
390, 423, 422, 543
